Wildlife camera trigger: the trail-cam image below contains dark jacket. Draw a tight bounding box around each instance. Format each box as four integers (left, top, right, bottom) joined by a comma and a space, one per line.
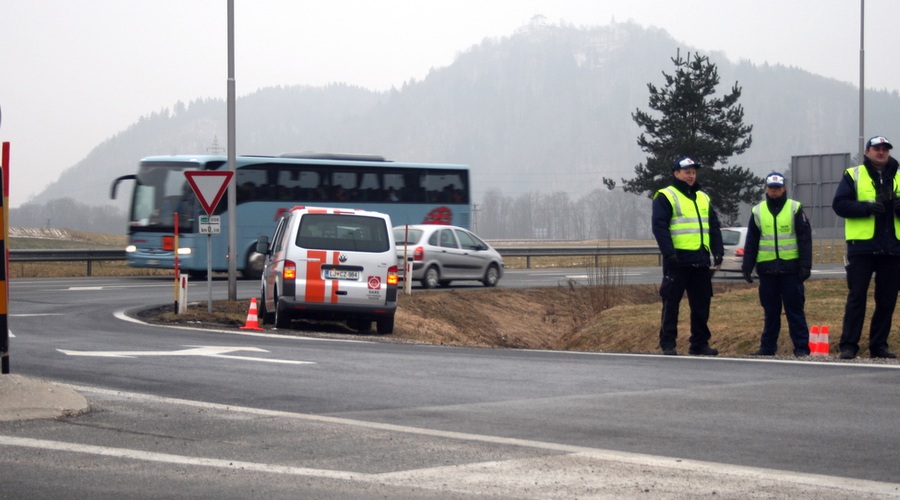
832, 156, 900, 256
652, 177, 724, 267
741, 193, 813, 275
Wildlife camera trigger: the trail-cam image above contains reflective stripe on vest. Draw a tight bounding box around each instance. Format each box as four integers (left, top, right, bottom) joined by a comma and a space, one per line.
752, 200, 800, 262
844, 165, 900, 240
656, 186, 710, 251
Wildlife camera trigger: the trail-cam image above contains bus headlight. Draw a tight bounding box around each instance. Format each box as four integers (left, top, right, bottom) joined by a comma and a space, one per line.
125, 245, 137, 253
177, 247, 192, 255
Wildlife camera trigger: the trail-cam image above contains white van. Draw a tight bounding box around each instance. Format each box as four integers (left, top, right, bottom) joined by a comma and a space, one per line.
256, 206, 399, 333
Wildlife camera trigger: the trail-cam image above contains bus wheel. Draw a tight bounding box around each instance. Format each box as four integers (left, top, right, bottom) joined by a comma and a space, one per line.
242, 251, 265, 280
421, 266, 440, 289
376, 316, 394, 334
188, 270, 207, 279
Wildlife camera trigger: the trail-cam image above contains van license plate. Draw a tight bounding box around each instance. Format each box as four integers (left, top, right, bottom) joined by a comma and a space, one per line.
325, 269, 360, 280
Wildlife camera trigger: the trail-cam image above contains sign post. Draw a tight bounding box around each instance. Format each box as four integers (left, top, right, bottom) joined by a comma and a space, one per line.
1, 141, 9, 374
184, 171, 233, 313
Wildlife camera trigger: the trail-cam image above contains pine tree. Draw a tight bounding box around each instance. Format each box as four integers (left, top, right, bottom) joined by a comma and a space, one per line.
609, 52, 763, 225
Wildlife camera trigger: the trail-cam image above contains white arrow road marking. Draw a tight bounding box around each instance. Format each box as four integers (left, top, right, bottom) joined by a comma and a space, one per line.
57, 345, 314, 365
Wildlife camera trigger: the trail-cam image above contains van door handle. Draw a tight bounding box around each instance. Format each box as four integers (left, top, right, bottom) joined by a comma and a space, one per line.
335, 291, 348, 295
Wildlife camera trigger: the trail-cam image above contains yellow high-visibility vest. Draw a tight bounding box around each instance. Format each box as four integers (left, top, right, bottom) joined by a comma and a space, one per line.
844, 165, 900, 240
655, 186, 710, 251
752, 200, 800, 262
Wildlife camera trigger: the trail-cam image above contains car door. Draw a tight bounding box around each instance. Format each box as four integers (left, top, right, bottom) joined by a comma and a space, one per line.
433, 228, 468, 279
453, 228, 492, 278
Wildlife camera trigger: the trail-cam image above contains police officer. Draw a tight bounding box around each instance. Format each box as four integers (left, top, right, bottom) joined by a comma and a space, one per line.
741, 172, 812, 356
652, 156, 724, 356
832, 135, 900, 359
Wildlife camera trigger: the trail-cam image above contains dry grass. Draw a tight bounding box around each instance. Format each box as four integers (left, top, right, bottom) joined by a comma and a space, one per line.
144, 273, 892, 359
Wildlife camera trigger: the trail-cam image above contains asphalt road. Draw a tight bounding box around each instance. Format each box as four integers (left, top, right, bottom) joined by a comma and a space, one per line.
2, 271, 898, 498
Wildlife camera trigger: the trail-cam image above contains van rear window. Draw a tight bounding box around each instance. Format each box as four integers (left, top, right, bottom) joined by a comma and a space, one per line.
296, 214, 390, 252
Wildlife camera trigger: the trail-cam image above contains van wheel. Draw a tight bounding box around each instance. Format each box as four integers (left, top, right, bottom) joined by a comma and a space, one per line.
274, 296, 291, 329
354, 320, 372, 334
376, 316, 394, 334
482, 265, 500, 287
421, 266, 440, 289
259, 290, 274, 324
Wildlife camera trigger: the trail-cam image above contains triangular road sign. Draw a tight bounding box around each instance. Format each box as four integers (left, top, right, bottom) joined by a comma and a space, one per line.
184, 171, 234, 215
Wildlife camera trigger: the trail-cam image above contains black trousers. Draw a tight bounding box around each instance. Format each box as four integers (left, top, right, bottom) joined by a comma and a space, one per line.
659, 266, 713, 350
758, 273, 809, 354
840, 254, 900, 355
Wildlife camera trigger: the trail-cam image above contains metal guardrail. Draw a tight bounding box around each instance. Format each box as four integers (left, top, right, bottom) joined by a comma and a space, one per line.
9, 249, 127, 277
8, 246, 662, 274
493, 246, 661, 268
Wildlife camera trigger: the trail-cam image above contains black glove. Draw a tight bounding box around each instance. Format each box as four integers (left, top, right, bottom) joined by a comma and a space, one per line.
713, 255, 723, 267
868, 200, 886, 215
800, 267, 811, 282
742, 270, 753, 284
892, 198, 900, 218
665, 254, 679, 269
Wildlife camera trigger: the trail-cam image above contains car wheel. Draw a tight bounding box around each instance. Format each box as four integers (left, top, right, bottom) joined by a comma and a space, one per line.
482, 265, 500, 287
439, 280, 452, 287
274, 294, 291, 329
376, 316, 394, 334
421, 266, 440, 289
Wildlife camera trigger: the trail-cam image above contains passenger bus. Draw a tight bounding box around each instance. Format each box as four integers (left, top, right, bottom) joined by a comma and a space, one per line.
110, 153, 470, 278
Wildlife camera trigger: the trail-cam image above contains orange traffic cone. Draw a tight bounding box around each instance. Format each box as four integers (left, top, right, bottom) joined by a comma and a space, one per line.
818, 325, 830, 356
808, 325, 820, 356
240, 298, 264, 331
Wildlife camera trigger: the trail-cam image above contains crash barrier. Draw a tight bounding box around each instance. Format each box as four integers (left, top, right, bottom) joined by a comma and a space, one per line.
9, 249, 126, 277
493, 246, 662, 269
8, 246, 664, 275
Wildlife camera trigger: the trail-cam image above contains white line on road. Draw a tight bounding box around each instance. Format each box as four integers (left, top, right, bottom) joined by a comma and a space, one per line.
57, 345, 315, 365
7, 384, 893, 498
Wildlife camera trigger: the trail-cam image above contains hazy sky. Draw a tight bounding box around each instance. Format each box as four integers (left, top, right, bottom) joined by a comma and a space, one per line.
1, 0, 896, 208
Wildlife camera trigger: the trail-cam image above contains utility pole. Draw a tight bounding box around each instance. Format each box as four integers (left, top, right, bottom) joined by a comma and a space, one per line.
859, 0, 865, 161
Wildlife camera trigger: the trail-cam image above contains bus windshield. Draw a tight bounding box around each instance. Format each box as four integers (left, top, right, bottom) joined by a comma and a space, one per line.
129, 161, 208, 232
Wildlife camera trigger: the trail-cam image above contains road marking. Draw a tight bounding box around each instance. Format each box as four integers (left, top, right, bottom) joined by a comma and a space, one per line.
114, 309, 374, 343
68, 286, 104, 291
2, 386, 898, 497
57, 345, 314, 365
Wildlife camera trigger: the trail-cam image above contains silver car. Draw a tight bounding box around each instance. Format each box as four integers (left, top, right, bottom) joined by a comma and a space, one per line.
719, 227, 748, 274
394, 224, 504, 288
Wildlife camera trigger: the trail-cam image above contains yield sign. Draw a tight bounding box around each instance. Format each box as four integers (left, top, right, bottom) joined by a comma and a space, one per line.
184, 171, 234, 215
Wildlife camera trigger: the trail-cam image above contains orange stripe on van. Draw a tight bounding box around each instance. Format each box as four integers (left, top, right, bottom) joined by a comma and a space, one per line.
330, 251, 341, 303
305, 250, 327, 303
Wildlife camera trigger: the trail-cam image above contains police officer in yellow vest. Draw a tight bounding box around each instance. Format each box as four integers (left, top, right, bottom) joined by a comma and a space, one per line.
832, 135, 900, 359
741, 172, 813, 356
652, 156, 724, 356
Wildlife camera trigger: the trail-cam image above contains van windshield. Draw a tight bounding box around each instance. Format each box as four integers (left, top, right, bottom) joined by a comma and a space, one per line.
296, 214, 390, 252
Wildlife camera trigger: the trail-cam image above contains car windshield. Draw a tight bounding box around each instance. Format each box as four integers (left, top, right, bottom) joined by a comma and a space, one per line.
722, 230, 742, 246
393, 228, 423, 245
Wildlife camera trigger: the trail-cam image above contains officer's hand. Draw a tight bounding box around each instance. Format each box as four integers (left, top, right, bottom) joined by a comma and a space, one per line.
742, 270, 753, 284
868, 200, 886, 215
713, 255, 723, 267
665, 254, 679, 269
800, 267, 811, 282
892, 198, 900, 217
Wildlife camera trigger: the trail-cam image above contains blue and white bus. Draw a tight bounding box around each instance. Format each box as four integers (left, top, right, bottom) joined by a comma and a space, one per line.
110, 153, 470, 278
